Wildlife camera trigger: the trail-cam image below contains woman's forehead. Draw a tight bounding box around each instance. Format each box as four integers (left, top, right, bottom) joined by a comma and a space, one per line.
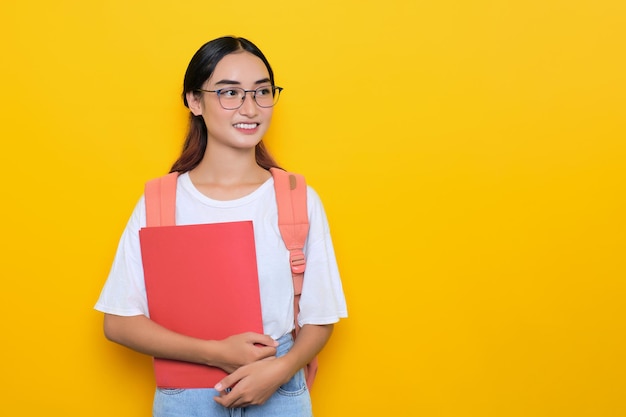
209, 52, 269, 84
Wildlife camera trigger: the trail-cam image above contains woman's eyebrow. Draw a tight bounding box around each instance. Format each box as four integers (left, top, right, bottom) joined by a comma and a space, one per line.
214, 78, 271, 86
214, 79, 241, 86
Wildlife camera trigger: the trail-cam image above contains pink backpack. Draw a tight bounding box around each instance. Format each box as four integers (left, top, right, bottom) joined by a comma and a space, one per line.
144, 167, 318, 389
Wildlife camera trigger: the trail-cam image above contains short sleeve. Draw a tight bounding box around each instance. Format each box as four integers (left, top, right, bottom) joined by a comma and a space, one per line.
94, 197, 150, 317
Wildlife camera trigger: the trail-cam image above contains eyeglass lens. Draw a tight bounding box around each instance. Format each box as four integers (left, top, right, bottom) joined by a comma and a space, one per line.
218, 86, 280, 109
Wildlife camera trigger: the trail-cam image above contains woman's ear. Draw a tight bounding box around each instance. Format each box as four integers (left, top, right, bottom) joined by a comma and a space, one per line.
186, 91, 203, 116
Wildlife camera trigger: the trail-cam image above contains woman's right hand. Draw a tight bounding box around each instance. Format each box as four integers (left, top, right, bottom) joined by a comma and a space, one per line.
214, 332, 278, 373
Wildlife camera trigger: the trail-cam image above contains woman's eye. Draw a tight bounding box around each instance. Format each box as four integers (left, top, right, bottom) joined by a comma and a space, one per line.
221, 89, 240, 98
257, 87, 273, 96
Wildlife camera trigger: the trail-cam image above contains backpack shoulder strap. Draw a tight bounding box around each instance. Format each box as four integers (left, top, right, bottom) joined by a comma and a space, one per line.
270, 167, 309, 277
144, 172, 179, 227
270, 167, 318, 388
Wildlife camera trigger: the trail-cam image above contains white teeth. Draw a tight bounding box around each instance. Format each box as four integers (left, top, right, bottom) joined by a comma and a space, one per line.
233, 123, 257, 129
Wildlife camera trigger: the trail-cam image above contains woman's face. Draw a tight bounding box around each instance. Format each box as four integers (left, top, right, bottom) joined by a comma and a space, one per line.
188, 51, 275, 153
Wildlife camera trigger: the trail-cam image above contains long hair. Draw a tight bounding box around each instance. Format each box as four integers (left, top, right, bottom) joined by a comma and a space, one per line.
170, 36, 280, 173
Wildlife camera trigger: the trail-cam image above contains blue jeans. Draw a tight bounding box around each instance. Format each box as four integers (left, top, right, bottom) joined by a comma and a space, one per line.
153, 333, 312, 417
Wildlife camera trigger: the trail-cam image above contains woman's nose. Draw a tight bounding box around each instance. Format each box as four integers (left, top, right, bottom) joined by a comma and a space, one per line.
238, 91, 258, 115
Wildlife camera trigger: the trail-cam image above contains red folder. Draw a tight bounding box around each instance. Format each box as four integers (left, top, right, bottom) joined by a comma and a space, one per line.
139, 221, 263, 388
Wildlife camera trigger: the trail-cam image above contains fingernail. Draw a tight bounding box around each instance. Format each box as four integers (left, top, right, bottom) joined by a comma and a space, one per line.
215, 383, 222, 391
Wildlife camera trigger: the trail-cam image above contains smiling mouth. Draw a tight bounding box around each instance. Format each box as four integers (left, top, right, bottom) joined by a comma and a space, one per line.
233, 123, 259, 130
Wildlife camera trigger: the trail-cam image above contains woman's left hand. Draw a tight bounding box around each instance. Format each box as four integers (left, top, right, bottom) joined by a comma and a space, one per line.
212, 356, 290, 408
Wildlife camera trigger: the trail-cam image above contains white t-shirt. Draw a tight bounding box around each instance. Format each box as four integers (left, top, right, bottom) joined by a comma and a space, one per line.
95, 173, 347, 339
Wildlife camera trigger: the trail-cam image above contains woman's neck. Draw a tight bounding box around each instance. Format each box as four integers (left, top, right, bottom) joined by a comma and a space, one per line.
188, 151, 271, 200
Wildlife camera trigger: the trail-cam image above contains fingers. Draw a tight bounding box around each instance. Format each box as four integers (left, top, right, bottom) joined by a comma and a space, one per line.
252, 345, 278, 361
213, 376, 240, 408
213, 391, 244, 408
213, 384, 258, 409
248, 333, 279, 348
248, 333, 278, 361
214, 376, 235, 394
214, 394, 249, 409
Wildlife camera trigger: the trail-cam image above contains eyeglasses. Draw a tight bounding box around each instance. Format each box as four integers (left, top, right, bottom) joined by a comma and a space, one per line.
196, 85, 283, 110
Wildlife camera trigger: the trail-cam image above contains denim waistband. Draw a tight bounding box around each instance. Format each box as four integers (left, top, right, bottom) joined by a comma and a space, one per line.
275, 332, 294, 358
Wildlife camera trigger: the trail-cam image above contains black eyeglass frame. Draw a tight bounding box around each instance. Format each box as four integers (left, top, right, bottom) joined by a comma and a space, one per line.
195, 86, 283, 110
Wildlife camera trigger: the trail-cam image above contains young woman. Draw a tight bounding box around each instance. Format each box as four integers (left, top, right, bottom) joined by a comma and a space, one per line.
95, 36, 347, 416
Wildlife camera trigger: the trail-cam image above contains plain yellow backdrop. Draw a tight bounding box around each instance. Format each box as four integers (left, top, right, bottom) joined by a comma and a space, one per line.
1, 1, 625, 416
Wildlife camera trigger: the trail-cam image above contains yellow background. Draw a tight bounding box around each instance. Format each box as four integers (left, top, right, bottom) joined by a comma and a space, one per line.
1, 1, 625, 416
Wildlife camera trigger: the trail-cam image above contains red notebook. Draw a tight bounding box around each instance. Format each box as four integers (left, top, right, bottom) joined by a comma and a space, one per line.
139, 221, 263, 388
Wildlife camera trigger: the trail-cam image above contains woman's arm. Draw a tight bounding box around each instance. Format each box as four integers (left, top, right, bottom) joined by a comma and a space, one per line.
276, 323, 333, 378
103, 313, 278, 372
213, 323, 334, 408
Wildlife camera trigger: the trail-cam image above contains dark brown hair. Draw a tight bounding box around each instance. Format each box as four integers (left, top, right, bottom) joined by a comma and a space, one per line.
170, 36, 280, 173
